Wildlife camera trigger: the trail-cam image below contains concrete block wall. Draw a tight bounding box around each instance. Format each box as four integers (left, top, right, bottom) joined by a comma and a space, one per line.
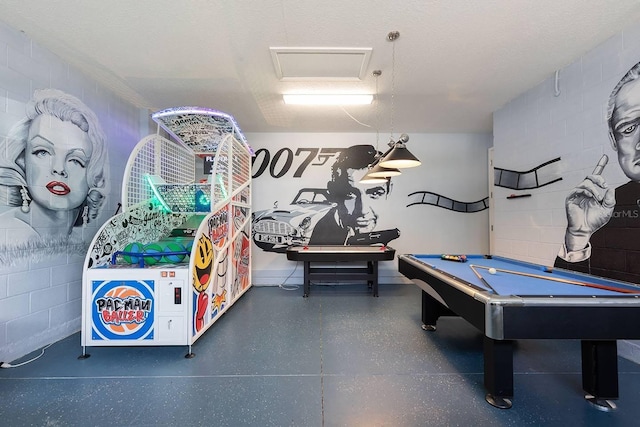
0, 20, 144, 363
493, 20, 640, 361
247, 132, 493, 286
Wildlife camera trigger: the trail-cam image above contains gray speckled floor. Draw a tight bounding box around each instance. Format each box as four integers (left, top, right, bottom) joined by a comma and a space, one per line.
1, 284, 640, 426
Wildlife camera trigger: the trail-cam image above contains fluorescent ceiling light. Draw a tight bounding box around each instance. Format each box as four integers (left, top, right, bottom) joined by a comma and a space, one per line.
283, 94, 373, 105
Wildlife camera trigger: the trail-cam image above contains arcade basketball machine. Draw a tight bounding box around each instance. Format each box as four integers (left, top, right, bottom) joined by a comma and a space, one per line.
81, 107, 253, 358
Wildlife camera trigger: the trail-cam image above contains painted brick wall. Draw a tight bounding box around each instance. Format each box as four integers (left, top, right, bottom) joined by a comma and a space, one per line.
0, 21, 145, 363
247, 132, 493, 286
0, 18, 492, 363
493, 20, 640, 361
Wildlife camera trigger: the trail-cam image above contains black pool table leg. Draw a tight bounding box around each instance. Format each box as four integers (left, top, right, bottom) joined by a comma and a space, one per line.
483, 336, 513, 409
421, 291, 439, 330
420, 290, 455, 331
303, 261, 310, 297
581, 340, 618, 411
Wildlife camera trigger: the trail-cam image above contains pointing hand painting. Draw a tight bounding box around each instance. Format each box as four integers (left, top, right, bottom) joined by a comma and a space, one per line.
563, 154, 615, 252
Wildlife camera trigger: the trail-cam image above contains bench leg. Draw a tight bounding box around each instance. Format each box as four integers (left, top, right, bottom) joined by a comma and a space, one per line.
371, 261, 378, 297
303, 261, 310, 297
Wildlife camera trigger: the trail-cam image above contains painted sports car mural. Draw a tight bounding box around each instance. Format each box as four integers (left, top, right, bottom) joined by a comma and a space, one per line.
252, 188, 334, 252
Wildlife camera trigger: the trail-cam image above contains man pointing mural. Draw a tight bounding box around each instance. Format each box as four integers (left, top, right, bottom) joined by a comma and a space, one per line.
556, 61, 640, 284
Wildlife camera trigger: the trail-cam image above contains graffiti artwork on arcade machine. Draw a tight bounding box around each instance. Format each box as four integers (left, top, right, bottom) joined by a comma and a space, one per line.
192, 233, 213, 335
233, 204, 249, 235
209, 205, 231, 321
231, 227, 250, 300
209, 205, 229, 251
0, 89, 110, 267
251, 144, 400, 252
211, 247, 230, 319
91, 279, 154, 341
86, 201, 188, 268
230, 204, 250, 298
191, 205, 230, 335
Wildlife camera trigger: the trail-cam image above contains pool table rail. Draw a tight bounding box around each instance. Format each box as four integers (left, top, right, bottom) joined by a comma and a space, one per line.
398, 253, 640, 410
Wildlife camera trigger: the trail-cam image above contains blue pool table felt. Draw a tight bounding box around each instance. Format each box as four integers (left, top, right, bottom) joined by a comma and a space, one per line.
414, 254, 640, 297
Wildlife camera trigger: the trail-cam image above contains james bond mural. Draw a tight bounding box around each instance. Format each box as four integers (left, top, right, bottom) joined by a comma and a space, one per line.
251, 144, 400, 252
0, 89, 109, 266
555, 60, 640, 284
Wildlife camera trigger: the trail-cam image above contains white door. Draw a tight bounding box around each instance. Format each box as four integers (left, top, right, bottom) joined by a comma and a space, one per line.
488, 147, 494, 255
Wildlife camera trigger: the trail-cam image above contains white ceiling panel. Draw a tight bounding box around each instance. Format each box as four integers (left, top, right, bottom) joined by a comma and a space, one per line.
271, 47, 372, 80
0, 0, 639, 134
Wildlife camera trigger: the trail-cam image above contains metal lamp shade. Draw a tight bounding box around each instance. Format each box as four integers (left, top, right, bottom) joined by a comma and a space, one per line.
359, 172, 389, 184
366, 162, 402, 178
378, 144, 421, 168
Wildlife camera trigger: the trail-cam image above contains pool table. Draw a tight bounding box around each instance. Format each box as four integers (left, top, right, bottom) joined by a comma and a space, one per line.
286, 245, 395, 297
398, 254, 640, 410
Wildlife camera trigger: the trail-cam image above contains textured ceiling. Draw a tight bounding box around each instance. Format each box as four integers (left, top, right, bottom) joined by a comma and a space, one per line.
1, 0, 640, 134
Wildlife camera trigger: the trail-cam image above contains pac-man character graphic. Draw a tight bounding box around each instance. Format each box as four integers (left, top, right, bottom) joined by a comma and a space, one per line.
193, 234, 214, 292
195, 291, 209, 332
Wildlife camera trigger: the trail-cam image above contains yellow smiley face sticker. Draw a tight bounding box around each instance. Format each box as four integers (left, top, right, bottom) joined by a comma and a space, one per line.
193, 234, 214, 292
